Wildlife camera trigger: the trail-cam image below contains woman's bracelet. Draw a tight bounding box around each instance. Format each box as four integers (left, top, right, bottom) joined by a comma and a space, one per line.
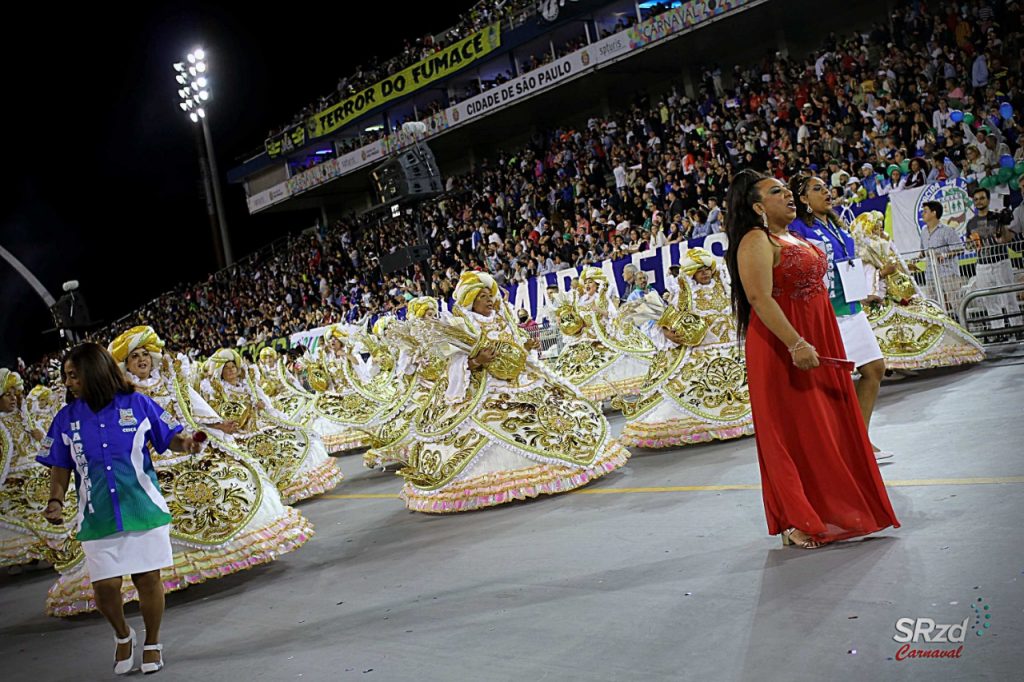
47, 498, 64, 507
788, 338, 812, 354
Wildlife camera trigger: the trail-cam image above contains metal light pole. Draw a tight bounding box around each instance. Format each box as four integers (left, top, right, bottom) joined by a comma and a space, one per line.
174, 48, 233, 266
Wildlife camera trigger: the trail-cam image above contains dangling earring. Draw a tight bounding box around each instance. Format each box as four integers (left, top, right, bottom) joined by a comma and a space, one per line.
760, 211, 769, 230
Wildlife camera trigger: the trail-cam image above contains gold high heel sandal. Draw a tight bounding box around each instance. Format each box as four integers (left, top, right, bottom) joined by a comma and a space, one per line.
782, 528, 822, 549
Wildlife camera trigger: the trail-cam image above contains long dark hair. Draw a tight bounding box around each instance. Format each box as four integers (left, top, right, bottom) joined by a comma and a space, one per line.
724, 169, 770, 339
65, 343, 134, 411
789, 173, 847, 229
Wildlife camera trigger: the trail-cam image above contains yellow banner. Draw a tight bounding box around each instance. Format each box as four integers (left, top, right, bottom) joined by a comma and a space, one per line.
307, 23, 501, 139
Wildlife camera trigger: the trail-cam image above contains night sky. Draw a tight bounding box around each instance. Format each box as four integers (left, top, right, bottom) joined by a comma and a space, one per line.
2, 2, 462, 367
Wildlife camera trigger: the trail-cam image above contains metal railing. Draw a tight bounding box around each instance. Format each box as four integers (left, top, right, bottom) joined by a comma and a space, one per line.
958, 283, 1024, 341
901, 245, 1024, 344
527, 323, 564, 358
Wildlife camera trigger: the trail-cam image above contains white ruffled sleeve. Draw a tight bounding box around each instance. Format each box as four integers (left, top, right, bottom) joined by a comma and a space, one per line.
444, 352, 471, 403
252, 379, 289, 421
397, 348, 413, 376
187, 385, 222, 425
352, 355, 378, 383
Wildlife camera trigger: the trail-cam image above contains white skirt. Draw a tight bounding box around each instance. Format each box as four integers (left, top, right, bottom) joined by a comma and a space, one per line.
81, 524, 173, 582
837, 310, 884, 368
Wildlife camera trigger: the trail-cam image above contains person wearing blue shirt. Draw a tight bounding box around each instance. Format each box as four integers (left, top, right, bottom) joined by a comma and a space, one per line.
788, 174, 892, 461
39, 343, 201, 675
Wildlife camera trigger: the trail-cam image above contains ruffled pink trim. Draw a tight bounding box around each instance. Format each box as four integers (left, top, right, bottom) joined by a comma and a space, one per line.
883, 347, 985, 370
619, 420, 754, 448
280, 458, 344, 505
400, 442, 631, 513
0, 535, 41, 568
46, 508, 314, 618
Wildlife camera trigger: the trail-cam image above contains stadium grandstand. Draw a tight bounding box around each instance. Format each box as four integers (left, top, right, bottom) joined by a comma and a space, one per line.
6, 2, 1024, 680
24, 0, 1010, 374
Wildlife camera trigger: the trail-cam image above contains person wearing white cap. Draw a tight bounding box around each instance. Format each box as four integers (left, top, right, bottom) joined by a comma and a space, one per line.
846, 176, 867, 203
859, 163, 881, 197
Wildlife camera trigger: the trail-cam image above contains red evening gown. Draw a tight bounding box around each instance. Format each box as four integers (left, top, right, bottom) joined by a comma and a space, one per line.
746, 235, 900, 542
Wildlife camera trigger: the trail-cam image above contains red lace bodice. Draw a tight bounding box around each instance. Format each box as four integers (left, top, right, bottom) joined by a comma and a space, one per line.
771, 236, 828, 301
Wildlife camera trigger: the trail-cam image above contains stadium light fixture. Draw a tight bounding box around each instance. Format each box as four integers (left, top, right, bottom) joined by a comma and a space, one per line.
173, 45, 231, 266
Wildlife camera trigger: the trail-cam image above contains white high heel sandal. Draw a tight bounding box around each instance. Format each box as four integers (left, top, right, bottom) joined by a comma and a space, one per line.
141, 643, 164, 674
113, 627, 136, 675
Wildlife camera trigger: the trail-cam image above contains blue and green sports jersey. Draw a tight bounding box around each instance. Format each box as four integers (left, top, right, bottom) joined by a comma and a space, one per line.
37, 392, 182, 541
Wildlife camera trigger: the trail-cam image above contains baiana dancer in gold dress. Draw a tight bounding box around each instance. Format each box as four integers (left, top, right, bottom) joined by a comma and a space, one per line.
615, 249, 754, 447
550, 267, 654, 401
851, 211, 985, 370
199, 348, 342, 504
394, 272, 631, 513
300, 324, 414, 454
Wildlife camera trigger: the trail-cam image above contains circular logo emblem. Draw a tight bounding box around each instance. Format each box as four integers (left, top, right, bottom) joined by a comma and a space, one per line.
916, 182, 972, 237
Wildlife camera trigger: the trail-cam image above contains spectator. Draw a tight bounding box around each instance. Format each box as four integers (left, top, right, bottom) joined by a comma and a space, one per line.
918, 200, 964, 304
965, 187, 1022, 334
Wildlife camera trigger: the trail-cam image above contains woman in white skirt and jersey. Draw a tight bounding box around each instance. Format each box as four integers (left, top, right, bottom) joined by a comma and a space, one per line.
38, 343, 202, 674
787, 174, 893, 461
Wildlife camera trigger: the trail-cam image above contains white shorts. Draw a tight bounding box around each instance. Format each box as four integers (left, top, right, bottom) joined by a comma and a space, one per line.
82, 524, 173, 582
836, 310, 885, 368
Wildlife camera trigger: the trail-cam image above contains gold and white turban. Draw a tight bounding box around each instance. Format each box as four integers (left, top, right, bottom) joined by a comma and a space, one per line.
454, 271, 498, 309
850, 210, 885, 238
408, 296, 438, 319
108, 325, 165, 365
324, 324, 353, 343
372, 316, 395, 337
680, 248, 718, 277
579, 266, 608, 290
28, 384, 52, 401
258, 347, 279, 362
204, 348, 245, 378
0, 369, 20, 396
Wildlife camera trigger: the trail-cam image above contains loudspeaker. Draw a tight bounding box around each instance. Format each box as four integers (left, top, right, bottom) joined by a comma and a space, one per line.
379, 243, 431, 275
50, 292, 93, 330
371, 143, 443, 204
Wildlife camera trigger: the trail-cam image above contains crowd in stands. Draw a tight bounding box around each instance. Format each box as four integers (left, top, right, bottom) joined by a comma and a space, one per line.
265, 0, 536, 143
19, 0, 1024, 386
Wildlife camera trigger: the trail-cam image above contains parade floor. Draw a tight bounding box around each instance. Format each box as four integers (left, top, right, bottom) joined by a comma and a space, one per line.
3, 355, 1023, 681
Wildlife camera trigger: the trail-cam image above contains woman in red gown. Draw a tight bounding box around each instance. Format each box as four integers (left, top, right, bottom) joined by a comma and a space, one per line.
724, 170, 899, 548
